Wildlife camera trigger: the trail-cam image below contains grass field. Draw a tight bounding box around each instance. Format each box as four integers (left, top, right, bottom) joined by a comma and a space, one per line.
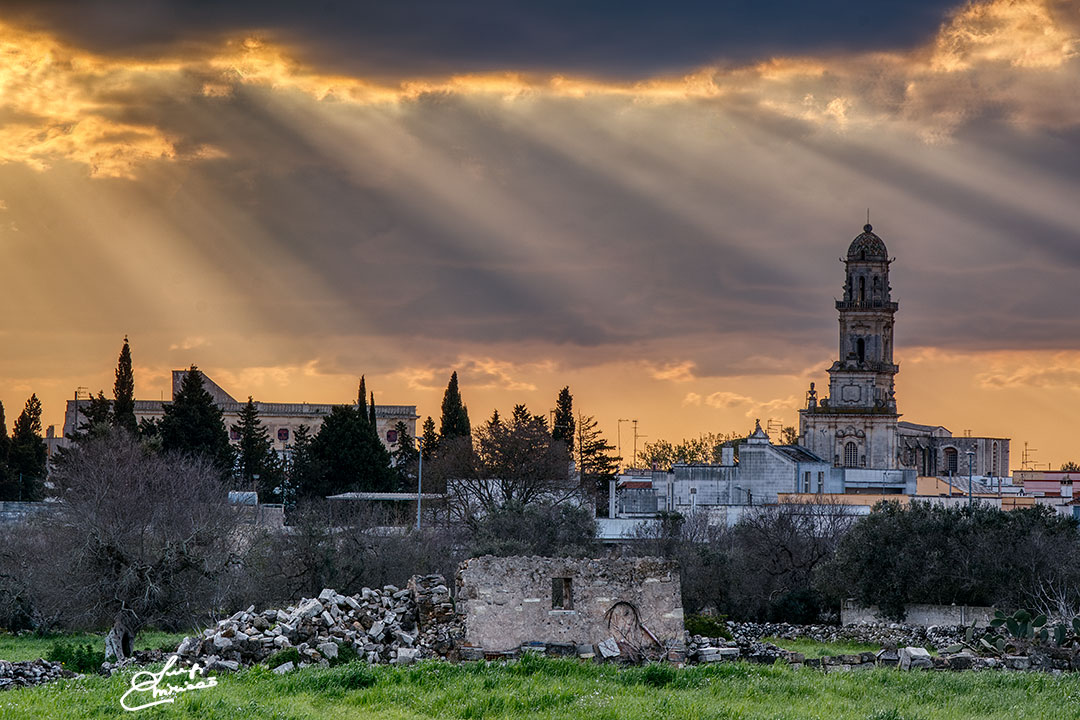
762, 636, 883, 658
3, 651, 1080, 720
0, 630, 188, 663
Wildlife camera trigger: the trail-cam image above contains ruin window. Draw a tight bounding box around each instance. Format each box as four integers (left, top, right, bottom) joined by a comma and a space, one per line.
552, 577, 573, 610
945, 447, 959, 474
844, 442, 858, 468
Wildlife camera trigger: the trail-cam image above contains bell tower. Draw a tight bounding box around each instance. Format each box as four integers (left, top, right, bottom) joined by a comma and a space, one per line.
799, 223, 900, 469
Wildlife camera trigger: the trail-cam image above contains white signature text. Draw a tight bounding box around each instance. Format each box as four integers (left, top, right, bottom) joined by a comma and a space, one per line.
120, 655, 219, 712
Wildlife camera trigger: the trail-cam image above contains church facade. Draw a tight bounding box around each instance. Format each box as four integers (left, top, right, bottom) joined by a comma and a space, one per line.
799, 224, 1009, 479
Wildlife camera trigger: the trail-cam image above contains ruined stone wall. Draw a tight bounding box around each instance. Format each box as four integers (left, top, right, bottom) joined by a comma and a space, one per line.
457, 556, 683, 653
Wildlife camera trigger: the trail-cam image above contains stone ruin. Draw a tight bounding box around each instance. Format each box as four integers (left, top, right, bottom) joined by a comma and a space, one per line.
456, 556, 685, 662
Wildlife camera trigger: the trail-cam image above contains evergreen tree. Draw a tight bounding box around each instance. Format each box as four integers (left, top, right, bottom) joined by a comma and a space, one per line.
158, 365, 233, 474
421, 416, 438, 460
233, 397, 285, 498
369, 391, 377, 427
285, 424, 316, 509
112, 336, 137, 434
357, 376, 368, 415
390, 421, 418, 491
7, 394, 47, 501
69, 391, 113, 443
552, 386, 574, 453
575, 413, 620, 515
299, 405, 394, 498
439, 371, 471, 440
0, 401, 13, 500
0, 401, 8, 465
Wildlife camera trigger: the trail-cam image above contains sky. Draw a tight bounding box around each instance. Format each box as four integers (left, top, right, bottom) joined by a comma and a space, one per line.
1, 0, 1079, 469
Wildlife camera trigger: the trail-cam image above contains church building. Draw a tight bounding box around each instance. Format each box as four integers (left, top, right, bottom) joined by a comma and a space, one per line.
799, 223, 1009, 482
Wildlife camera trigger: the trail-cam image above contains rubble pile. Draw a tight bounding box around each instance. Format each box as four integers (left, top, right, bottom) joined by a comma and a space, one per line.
176, 577, 459, 672
0, 659, 74, 690
409, 574, 462, 659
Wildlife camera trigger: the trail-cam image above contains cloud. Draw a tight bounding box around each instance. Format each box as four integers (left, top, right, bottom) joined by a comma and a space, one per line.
704, 391, 753, 409
648, 361, 697, 383
976, 353, 1080, 391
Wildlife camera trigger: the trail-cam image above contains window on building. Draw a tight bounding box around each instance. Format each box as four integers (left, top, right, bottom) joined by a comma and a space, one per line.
552, 577, 573, 610
230, 428, 241, 441
992, 442, 998, 476
277, 428, 289, 443
856, 338, 866, 363
844, 442, 858, 468
944, 447, 959, 474
859, 276, 866, 303
386, 429, 398, 444
817, 471, 825, 493
803, 471, 810, 493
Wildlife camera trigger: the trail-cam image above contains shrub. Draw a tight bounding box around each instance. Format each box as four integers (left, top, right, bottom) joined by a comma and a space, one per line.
264, 647, 302, 669
684, 614, 732, 639
769, 589, 822, 624
46, 641, 104, 673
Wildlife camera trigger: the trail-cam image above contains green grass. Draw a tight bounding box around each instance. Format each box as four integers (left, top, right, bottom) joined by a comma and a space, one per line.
763, 636, 882, 658
3, 653, 1080, 720
0, 630, 188, 663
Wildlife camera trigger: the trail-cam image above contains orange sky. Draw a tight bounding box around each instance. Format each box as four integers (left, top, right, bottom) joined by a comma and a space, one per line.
2, 0, 1080, 469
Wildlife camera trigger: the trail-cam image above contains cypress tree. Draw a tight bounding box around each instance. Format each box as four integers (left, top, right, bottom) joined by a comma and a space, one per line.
0, 401, 8, 464
439, 371, 471, 440
113, 336, 137, 434
421, 416, 438, 460
0, 401, 13, 500
357, 376, 368, 418
369, 391, 377, 427
552, 386, 574, 453
8, 394, 47, 501
158, 365, 233, 474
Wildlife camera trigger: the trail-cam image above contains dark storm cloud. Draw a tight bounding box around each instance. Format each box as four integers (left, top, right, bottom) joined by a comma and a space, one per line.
4, 0, 958, 77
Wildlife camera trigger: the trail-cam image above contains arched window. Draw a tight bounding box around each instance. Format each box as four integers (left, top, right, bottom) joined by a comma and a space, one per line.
844, 442, 858, 468
856, 338, 866, 363
944, 447, 959, 474
859, 277, 866, 303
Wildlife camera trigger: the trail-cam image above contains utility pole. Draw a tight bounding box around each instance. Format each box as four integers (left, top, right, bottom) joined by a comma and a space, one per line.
632, 420, 646, 470
617, 419, 630, 471
415, 437, 424, 531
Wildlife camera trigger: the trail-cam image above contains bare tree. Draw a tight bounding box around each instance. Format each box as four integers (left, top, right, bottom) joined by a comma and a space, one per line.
447, 406, 571, 518
41, 429, 241, 660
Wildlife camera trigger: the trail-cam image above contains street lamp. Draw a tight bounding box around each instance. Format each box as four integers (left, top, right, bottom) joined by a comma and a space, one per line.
966, 448, 975, 510
415, 436, 424, 531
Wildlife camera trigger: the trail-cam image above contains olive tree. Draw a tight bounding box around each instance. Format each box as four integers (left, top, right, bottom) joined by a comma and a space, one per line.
41, 429, 241, 660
